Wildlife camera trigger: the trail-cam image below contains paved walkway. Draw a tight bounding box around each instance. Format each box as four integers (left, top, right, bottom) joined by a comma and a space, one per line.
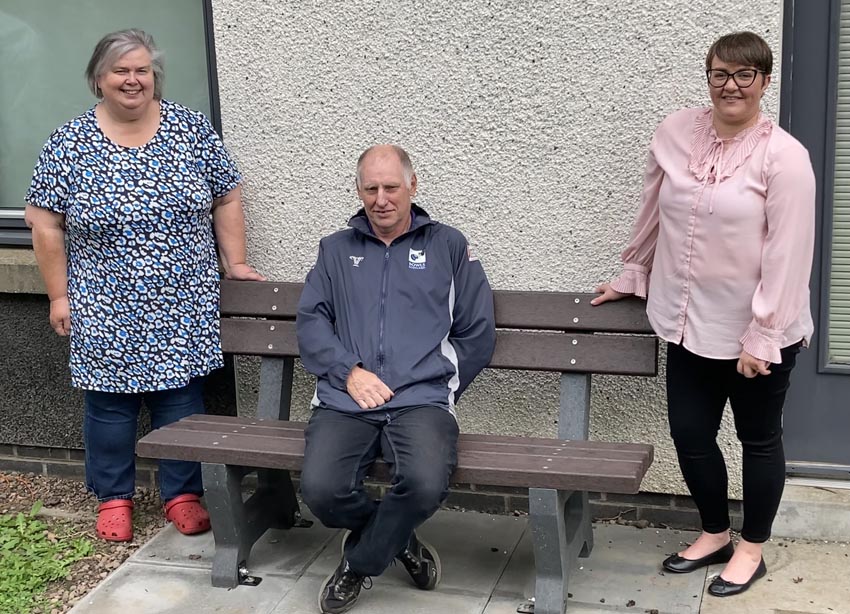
68, 509, 849, 614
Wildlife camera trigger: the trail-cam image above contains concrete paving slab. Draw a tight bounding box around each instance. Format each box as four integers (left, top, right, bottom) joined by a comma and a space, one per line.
249, 524, 339, 577
131, 510, 338, 578
298, 509, 526, 595
490, 524, 534, 599
700, 538, 850, 614
564, 524, 705, 614
269, 570, 489, 614
492, 523, 706, 614
412, 509, 527, 594
130, 524, 215, 570
773, 484, 850, 541
69, 506, 850, 614
67, 561, 294, 614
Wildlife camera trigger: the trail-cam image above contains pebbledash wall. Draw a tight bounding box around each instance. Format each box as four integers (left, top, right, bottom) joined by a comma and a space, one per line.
0, 1, 783, 522
209, 0, 782, 500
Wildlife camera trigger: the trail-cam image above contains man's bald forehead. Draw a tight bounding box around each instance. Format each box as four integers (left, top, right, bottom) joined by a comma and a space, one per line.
356, 144, 415, 188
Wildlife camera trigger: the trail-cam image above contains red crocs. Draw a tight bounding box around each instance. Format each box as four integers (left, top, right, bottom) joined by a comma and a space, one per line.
96, 499, 134, 542
164, 494, 211, 535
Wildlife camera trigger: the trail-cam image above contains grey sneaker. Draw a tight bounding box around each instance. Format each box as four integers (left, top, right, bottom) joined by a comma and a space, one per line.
396, 532, 441, 590
318, 556, 371, 614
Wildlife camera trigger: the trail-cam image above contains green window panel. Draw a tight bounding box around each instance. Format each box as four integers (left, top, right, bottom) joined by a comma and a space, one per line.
0, 0, 212, 211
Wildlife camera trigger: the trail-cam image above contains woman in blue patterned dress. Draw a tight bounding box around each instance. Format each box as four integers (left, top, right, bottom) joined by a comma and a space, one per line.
25, 29, 265, 542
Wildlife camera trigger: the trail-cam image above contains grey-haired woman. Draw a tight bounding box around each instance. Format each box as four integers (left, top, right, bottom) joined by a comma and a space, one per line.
25, 29, 264, 542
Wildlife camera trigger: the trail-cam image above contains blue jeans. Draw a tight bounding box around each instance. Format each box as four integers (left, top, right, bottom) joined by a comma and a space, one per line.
84, 378, 206, 503
300, 405, 459, 576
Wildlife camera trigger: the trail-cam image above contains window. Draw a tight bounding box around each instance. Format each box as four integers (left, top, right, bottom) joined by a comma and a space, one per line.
827, 0, 850, 366
0, 0, 218, 244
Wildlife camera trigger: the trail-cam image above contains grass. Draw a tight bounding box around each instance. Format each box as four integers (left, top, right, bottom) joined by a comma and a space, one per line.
0, 501, 93, 614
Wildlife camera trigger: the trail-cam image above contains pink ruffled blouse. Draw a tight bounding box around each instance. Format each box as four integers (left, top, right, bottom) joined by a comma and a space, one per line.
610, 107, 816, 364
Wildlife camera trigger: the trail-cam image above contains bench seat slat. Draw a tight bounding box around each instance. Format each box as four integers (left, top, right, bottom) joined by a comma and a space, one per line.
137, 421, 652, 494
176, 415, 653, 457
141, 423, 652, 466
161, 419, 650, 462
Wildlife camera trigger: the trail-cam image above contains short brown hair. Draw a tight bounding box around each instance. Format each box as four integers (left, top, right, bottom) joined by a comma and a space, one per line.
705, 31, 772, 75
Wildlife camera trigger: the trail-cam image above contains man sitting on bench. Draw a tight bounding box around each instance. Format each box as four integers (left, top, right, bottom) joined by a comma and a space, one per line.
296, 144, 496, 614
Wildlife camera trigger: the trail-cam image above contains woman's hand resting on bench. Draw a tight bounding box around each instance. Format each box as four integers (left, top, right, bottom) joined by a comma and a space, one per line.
590, 283, 629, 306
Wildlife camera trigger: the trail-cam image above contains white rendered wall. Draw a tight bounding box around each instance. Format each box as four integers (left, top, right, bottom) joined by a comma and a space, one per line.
209, 0, 783, 496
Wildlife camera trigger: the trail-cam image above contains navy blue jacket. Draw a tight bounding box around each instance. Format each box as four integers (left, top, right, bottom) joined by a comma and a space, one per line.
296, 205, 496, 414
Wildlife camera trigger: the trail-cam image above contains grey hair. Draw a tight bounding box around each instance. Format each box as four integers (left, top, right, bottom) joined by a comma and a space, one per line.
356, 145, 415, 189
85, 29, 164, 99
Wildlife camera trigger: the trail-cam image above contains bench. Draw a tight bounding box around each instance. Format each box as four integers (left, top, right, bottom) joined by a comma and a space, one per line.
137, 279, 657, 614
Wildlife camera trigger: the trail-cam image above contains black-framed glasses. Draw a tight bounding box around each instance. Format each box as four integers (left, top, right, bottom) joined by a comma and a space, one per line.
706, 68, 766, 88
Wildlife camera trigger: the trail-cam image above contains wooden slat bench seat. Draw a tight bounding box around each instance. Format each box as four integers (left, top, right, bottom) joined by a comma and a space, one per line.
137, 280, 657, 614
138, 414, 652, 493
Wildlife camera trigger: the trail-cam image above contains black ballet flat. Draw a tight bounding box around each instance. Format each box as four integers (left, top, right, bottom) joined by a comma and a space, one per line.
707, 557, 767, 597
661, 541, 734, 573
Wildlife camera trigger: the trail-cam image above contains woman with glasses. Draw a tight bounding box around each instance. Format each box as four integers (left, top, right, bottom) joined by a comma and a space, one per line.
592, 32, 815, 597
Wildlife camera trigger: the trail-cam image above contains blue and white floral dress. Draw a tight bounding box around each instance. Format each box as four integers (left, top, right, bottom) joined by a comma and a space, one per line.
26, 100, 241, 393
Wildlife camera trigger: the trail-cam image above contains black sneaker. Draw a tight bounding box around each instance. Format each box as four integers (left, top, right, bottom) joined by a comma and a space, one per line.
318, 556, 371, 614
396, 532, 441, 590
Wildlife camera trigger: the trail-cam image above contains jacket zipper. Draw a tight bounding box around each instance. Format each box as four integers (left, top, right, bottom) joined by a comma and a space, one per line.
377, 246, 390, 378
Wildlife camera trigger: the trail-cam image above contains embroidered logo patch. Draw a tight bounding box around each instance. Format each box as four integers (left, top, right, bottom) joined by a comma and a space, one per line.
408, 249, 426, 270
349, 256, 364, 267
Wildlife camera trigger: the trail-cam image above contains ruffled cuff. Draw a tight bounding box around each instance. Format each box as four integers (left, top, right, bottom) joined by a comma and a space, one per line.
740, 321, 783, 364
610, 264, 649, 299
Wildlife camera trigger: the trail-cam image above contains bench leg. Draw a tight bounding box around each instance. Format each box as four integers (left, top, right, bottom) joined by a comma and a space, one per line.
257, 468, 311, 530
528, 488, 593, 614
202, 463, 306, 588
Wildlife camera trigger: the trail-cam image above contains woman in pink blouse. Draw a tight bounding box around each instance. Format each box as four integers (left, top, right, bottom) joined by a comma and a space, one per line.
593, 32, 815, 597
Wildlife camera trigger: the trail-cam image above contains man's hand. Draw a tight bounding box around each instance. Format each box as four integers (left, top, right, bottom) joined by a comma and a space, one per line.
49, 296, 71, 336
225, 263, 267, 281
346, 365, 394, 409
737, 351, 771, 378
590, 283, 629, 306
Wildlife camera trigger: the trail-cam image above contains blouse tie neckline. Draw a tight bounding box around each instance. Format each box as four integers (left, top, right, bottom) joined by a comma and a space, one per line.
688, 108, 772, 187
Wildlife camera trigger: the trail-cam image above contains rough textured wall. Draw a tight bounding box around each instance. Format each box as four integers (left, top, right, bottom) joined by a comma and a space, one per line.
0, 294, 236, 449
0, 294, 84, 447
211, 0, 782, 495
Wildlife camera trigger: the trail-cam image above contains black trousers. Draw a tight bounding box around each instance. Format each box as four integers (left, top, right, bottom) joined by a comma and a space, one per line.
666, 341, 801, 543
300, 405, 459, 576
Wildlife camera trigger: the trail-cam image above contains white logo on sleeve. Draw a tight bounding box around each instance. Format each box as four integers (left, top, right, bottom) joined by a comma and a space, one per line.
408, 249, 426, 270
349, 256, 364, 267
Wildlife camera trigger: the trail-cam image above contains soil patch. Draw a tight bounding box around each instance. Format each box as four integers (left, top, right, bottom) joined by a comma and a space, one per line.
0, 471, 167, 613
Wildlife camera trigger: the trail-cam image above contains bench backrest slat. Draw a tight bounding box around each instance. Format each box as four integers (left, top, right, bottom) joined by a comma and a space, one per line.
219, 280, 658, 376
490, 331, 656, 375
219, 280, 653, 333
221, 319, 657, 376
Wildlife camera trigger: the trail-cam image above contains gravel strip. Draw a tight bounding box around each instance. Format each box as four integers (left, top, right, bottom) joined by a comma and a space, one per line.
0, 471, 168, 613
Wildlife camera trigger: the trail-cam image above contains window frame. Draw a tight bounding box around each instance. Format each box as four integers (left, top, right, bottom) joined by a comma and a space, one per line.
809, 0, 850, 373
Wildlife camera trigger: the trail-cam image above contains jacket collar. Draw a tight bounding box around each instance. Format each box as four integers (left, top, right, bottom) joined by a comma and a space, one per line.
348, 203, 434, 241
